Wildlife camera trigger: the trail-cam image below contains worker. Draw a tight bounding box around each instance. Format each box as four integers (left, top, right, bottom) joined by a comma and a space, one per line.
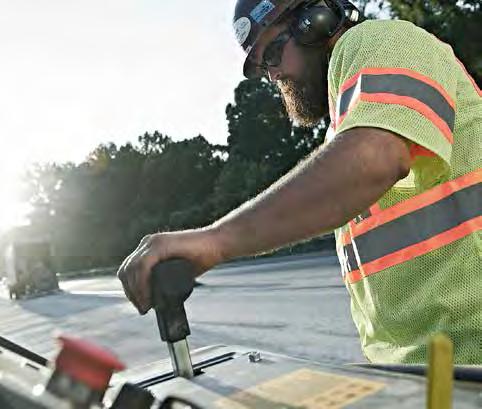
117, 0, 481, 364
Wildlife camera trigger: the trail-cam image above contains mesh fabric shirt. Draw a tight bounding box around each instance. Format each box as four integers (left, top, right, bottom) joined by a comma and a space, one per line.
326, 19, 482, 363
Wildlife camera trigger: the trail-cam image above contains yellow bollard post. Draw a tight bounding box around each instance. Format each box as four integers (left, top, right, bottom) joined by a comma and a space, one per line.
427, 333, 454, 409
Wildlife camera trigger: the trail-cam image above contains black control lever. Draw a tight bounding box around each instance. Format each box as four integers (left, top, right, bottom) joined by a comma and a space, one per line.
151, 259, 197, 378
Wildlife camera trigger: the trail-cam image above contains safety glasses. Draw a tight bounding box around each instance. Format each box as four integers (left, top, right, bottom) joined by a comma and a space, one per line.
249, 30, 292, 78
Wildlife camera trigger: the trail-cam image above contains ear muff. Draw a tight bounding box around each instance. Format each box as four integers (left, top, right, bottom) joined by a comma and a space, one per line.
290, 0, 363, 47
290, 4, 342, 46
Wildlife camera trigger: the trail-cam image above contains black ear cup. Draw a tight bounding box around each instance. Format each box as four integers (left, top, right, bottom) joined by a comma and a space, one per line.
291, 5, 341, 45
289, 0, 367, 47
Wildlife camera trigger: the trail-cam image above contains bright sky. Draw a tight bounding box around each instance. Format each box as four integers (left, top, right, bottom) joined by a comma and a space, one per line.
0, 0, 245, 231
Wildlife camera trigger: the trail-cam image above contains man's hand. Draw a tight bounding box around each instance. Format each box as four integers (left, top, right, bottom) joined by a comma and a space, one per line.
117, 228, 223, 314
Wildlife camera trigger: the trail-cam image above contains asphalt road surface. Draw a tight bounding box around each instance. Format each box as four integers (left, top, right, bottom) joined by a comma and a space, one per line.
0, 254, 365, 370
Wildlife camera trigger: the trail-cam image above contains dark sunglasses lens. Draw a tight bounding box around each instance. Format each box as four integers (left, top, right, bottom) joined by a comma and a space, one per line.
244, 55, 266, 79
263, 47, 281, 67
262, 33, 290, 67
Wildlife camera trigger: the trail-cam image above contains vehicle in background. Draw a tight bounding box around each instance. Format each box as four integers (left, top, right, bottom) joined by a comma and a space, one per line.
2, 239, 59, 299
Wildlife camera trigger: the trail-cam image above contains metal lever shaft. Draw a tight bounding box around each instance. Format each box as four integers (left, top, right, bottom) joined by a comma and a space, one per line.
167, 340, 193, 379
151, 259, 197, 378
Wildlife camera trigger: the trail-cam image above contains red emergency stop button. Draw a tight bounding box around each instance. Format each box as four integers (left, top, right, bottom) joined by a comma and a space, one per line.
55, 335, 125, 391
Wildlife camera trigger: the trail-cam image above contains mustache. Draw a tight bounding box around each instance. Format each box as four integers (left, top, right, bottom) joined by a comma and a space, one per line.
277, 77, 302, 93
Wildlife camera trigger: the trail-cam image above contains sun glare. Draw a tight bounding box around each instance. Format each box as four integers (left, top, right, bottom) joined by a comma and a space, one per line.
0, 198, 30, 233
0, 163, 31, 234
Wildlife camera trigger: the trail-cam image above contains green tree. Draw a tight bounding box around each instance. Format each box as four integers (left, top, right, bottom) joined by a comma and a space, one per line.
212, 159, 274, 219
216, 78, 326, 218
22, 142, 147, 270
138, 131, 172, 155
226, 78, 326, 171
384, 0, 481, 85
135, 135, 222, 232
225, 79, 292, 166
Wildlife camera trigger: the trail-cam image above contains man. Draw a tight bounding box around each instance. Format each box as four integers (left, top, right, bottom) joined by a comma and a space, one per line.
118, 0, 481, 363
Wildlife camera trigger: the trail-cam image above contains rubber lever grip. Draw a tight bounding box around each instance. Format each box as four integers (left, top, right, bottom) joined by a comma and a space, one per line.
151, 259, 197, 343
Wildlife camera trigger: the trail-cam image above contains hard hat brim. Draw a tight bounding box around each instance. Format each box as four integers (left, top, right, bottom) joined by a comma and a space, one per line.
243, 51, 264, 79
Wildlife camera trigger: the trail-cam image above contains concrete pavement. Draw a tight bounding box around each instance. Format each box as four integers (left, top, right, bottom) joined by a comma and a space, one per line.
0, 255, 365, 370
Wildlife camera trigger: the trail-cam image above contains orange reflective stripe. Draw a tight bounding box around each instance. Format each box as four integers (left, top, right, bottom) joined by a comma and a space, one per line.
338, 67, 456, 107
360, 92, 453, 143
336, 110, 350, 128
341, 203, 380, 246
341, 229, 352, 246
358, 67, 455, 108
369, 203, 381, 215
336, 67, 455, 138
345, 215, 482, 284
349, 169, 482, 239
341, 170, 481, 245
340, 72, 361, 94
343, 269, 362, 284
409, 144, 436, 160
340, 169, 482, 281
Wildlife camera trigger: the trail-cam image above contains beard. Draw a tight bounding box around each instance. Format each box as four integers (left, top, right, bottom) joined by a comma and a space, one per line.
277, 51, 329, 127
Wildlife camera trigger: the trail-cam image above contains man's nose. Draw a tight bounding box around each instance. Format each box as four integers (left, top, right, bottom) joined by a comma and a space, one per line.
267, 66, 283, 82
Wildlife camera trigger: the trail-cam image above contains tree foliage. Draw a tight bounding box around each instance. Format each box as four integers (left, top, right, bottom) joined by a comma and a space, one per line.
21, 78, 323, 270
383, 0, 481, 85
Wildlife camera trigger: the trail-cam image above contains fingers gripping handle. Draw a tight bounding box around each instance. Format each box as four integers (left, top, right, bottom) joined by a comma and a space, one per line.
150, 259, 197, 343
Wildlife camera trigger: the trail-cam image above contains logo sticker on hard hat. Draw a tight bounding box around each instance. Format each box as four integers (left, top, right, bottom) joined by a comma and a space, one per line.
234, 17, 251, 46
250, 0, 275, 23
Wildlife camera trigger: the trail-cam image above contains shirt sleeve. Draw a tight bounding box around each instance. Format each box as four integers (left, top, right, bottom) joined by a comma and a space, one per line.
327, 20, 458, 186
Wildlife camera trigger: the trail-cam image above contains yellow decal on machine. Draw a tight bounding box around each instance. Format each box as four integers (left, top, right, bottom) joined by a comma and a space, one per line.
215, 368, 385, 409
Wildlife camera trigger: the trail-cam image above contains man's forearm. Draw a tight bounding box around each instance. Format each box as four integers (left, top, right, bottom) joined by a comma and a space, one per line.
211, 127, 411, 261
